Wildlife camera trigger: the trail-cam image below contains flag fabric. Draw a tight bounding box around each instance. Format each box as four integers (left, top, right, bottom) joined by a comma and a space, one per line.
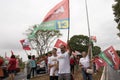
99, 52, 114, 67
5, 52, 10, 60
93, 56, 107, 70
43, 0, 69, 25
11, 50, 14, 55
54, 39, 67, 48
72, 51, 81, 56
28, 0, 69, 39
104, 46, 119, 70
20, 39, 31, 50
91, 36, 97, 42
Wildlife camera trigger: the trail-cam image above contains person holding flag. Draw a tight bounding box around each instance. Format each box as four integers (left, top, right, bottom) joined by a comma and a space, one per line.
79, 46, 93, 80
7, 55, 17, 80
57, 44, 72, 80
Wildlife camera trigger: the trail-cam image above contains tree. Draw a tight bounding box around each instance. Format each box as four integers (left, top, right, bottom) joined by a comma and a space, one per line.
35, 30, 62, 56
69, 35, 101, 56
26, 25, 62, 56
92, 46, 101, 56
69, 35, 90, 53
116, 50, 120, 57
112, 0, 120, 36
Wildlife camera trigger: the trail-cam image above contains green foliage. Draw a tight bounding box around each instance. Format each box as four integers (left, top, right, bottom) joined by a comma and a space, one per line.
19, 58, 25, 69
113, 0, 120, 32
15, 56, 25, 69
92, 46, 101, 56
69, 35, 101, 56
27, 29, 62, 56
117, 24, 120, 30
116, 50, 120, 57
69, 35, 89, 53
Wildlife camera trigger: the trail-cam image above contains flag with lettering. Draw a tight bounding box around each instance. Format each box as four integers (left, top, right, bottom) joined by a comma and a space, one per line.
20, 39, 31, 50
43, 0, 69, 29
104, 46, 119, 70
93, 56, 107, 70
99, 52, 114, 67
28, 0, 69, 39
54, 39, 67, 48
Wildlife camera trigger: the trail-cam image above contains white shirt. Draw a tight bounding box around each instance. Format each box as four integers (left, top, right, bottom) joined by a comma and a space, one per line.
57, 51, 70, 74
79, 55, 90, 68
48, 55, 58, 76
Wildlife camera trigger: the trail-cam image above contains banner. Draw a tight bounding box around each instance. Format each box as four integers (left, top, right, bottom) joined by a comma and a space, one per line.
43, 0, 69, 22
93, 56, 107, 70
20, 39, 31, 50
90, 36, 97, 42
56, 19, 69, 29
11, 50, 14, 55
5, 52, 10, 60
104, 46, 119, 70
54, 39, 67, 48
28, 0, 69, 39
99, 52, 113, 67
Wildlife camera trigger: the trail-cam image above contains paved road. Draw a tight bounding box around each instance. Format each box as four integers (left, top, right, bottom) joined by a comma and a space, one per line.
3, 72, 26, 80
107, 65, 120, 80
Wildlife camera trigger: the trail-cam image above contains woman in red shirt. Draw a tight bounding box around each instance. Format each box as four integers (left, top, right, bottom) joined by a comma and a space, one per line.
7, 55, 16, 80
0, 58, 4, 80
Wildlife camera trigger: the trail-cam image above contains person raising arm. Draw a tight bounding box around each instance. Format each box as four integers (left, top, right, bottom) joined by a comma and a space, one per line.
79, 46, 93, 80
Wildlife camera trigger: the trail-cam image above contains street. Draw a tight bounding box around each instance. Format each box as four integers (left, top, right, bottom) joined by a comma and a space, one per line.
107, 65, 120, 80
3, 72, 26, 80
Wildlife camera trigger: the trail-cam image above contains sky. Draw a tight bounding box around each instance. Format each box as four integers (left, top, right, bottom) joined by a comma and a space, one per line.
0, 0, 119, 61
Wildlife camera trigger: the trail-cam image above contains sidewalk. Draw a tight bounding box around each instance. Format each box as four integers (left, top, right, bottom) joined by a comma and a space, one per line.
107, 66, 120, 80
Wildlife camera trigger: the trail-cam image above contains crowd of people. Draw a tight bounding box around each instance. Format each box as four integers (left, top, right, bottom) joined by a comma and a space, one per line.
25, 44, 93, 80
0, 44, 94, 80
0, 54, 20, 80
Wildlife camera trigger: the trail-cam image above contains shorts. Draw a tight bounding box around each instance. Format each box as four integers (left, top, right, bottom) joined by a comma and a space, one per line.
8, 70, 16, 74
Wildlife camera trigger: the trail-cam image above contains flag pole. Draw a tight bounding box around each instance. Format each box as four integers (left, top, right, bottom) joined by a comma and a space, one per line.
67, 0, 70, 41
85, 0, 93, 59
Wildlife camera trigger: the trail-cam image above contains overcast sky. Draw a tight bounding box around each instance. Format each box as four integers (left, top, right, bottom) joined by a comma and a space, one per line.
0, 0, 119, 61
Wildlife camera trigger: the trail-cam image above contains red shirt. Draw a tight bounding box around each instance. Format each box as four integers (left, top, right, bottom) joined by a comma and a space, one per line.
0, 58, 3, 66
70, 58, 75, 65
8, 58, 16, 71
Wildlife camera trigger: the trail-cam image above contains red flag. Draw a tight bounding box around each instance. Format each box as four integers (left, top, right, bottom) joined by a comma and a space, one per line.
43, 0, 69, 29
43, 0, 69, 22
28, 0, 69, 39
11, 50, 14, 55
93, 57, 107, 70
104, 46, 119, 70
91, 36, 97, 42
54, 39, 67, 48
20, 39, 31, 50
5, 52, 10, 60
